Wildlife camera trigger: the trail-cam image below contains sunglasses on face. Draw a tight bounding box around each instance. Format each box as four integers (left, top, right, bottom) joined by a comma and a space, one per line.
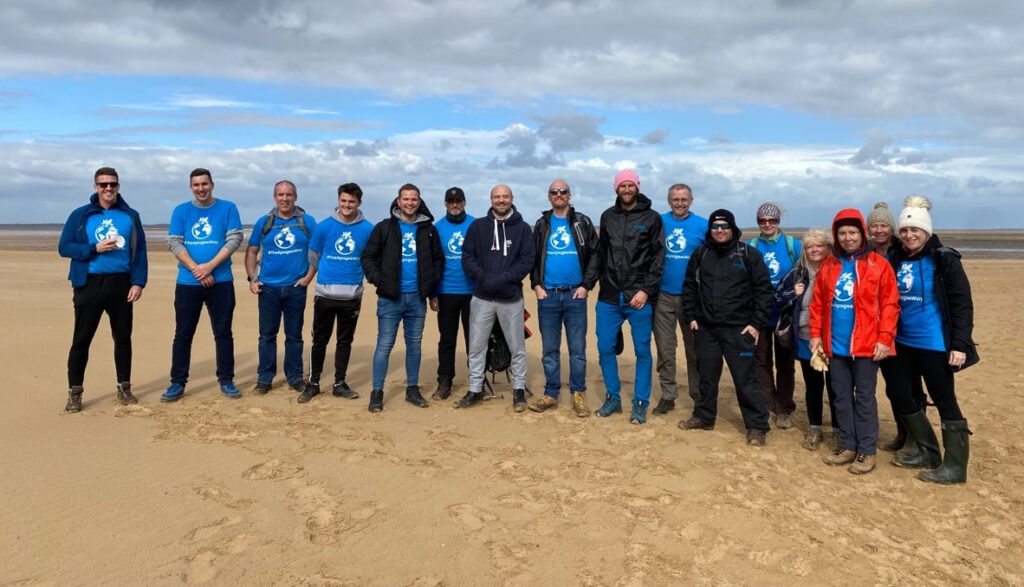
548, 188, 570, 196
758, 218, 779, 225
711, 222, 731, 230
96, 182, 119, 189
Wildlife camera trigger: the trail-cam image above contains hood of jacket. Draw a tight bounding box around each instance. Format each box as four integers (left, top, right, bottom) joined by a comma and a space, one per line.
611, 192, 654, 215
333, 207, 365, 225
389, 197, 435, 224
831, 208, 869, 259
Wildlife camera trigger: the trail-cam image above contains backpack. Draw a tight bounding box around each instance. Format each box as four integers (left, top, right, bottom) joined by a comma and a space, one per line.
480, 311, 534, 398
691, 241, 751, 290
260, 206, 310, 240
748, 234, 798, 266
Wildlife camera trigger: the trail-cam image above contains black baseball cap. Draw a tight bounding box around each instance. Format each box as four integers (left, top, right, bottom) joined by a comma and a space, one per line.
444, 186, 466, 202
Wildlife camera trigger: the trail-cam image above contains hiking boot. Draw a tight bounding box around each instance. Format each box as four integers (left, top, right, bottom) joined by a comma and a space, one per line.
252, 382, 272, 395
775, 413, 793, 429
918, 420, 970, 485
432, 379, 452, 400
297, 382, 320, 404
220, 382, 241, 399
824, 448, 857, 466
512, 389, 527, 412
802, 426, 823, 451
849, 453, 876, 475
594, 395, 622, 417
406, 385, 429, 408
678, 416, 714, 430
571, 391, 590, 418
454, 391, 484, 409
115, 382, 137, 405
161, 383, 185, 403
332, 381, 359, 399
652, 398, 675, 415
529, 395, 559, 413
288, 379, 305, 393
368, 389, 384, 412
747, 429, 767, 446
629, 401, 648, 425
65, 386, 84, 413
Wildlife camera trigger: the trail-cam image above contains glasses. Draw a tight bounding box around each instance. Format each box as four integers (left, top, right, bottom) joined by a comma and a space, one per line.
710, 222, 731, 230
96, 182, 119, 189
758, 218, 779, 225
548, 188, 570, 196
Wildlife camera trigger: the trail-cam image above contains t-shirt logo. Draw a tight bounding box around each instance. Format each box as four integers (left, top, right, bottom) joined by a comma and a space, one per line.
402, 232, 417, 257
549, 226, 571, 250
897, 263, 914, 293
763, 251, 781, 277
274, 226, 296, 249
334, 232, 356, 255
191, 217, 213, 240
834, 271, 855, 302
665, 228, 687, 254
447, 231, 464, 255
95, 218, 125, 248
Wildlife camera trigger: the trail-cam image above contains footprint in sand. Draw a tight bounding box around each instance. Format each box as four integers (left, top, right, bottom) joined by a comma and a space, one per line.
193, 481, 254, 510
184, 551, 217, 584
241, 458, 305, 481
448, 503, 498, 532
184, 516, 242, 542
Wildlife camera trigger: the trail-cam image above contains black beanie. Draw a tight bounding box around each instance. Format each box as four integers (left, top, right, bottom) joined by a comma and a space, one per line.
708, 208, 737, 228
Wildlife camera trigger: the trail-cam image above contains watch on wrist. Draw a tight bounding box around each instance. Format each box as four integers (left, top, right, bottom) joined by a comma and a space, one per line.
247, 275, 255, 282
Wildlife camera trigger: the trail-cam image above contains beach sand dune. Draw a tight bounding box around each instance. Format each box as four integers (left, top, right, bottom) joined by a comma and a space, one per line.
3, 250, 1023, 585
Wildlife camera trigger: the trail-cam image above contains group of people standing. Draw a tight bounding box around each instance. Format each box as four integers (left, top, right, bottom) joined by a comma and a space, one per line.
59, 166, 977, 484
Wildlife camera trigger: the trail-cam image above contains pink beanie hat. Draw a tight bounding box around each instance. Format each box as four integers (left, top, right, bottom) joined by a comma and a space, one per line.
614, 169, 640, 192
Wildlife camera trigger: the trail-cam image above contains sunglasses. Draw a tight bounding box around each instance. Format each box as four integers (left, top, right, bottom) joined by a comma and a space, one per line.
757, 218, 779, 225
710, 222, 731, 230
548, 188, 570, 196
96, 182, 119, 189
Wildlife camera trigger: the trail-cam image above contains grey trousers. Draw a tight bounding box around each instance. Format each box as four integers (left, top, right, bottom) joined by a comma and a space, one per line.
467, 296, 527, 392
653, 292, 699, 402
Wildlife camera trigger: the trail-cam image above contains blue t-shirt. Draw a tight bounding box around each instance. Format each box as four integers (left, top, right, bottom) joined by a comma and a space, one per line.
310, 217, 373, 285
895, 257, 946, 352
435, 215, 475, 294
247, 213, 318, 286
753, 234, 801, 287
86, 208, 133, 275
169, 199, 243, 285
543, 215, 582, 289
829, 257, 857, 357
660, 212, 707, 295
400, 222, 419, 293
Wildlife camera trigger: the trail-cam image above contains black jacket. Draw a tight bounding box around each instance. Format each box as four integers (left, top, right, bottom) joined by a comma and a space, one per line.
462, 205, 535, 302
889, 234, 978, 367
361, 198, 444, 300
682, 226, 774, 328
597, 193, 665, 304
530, 206, 600, 291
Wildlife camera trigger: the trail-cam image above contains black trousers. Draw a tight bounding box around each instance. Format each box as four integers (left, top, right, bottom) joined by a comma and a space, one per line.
799, 358, 837, 427
693, 325, 770, 431
309, 296, 362, 384
67, 273, 133, 387
888, 343, 963, 421
436, 293, 472, 383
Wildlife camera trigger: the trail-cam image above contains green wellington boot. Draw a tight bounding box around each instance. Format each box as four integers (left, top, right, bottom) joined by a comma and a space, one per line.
919, 420, 970, 485
893, 410, 942, 469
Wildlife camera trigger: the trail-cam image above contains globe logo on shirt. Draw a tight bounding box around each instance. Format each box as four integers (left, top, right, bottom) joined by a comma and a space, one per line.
549, 226, 571, 250
763, 251, 781, 277
334, 232, 356, 255
834, 271, 855, 302
402, 232, 417, 257
897, 263, 915, 293
274, 226, 296, 249
94, 218, 125, 249
447, 231, 464, 255
191, 217, 213, 240
665, 228, 687, 254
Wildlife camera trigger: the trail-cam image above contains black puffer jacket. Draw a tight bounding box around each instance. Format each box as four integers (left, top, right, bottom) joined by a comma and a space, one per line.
530, 206, 601, 291
361, 198, 444, 300
682, 224, 773, 328
597, 193, 665, 304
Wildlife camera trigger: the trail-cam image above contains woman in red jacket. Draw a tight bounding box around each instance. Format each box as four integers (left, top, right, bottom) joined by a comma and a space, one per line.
809, 209, 900, 475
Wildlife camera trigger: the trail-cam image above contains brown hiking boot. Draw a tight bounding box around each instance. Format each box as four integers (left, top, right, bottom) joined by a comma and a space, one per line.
529, 395, 558, 413
116, 382, 138, 405
65, 386, 84, 413
678, 416, 714, 430
849, 453, 876, 475
823, 448, 857, 466
571, 391, 590, 418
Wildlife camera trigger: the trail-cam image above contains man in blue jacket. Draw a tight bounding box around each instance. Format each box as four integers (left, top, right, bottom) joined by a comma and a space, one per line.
454, 184, 536, 411
58, 167, 148, 412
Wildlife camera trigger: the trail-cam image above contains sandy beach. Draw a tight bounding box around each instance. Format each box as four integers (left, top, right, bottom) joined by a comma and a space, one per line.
3, 245, 1023, 585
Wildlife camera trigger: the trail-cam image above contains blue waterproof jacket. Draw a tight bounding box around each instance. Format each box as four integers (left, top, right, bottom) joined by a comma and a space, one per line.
58, 193, 148, 288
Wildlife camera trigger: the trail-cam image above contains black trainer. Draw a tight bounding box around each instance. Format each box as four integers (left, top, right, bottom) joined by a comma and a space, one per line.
652, 398, 674, 415
368, 389, 384, 412
252, 382, 272, 395
297, 382, 320, 404
512, 389, 527, 412
679, 416, 715, 430
454, 391, 484, 409
406, 385, 429, 408
288, 379, 305, 393
332, 381, 359, 399
432, 379, 452, 400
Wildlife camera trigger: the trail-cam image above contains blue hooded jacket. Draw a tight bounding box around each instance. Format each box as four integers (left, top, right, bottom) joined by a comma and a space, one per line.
58, 193, 148, 288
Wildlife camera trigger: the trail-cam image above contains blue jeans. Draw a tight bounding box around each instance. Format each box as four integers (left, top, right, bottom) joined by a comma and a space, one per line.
372, 293, 426, 390
256, 284, 308, 384
538, 291, 588, 397
171, 282, 235, 385
595, 298, 653, 403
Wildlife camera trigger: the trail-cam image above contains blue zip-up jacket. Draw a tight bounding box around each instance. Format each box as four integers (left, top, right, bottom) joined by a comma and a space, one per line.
59, 193, 148, 288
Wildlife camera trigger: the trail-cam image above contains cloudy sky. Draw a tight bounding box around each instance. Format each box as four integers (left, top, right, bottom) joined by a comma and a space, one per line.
2, 0, 1022, 228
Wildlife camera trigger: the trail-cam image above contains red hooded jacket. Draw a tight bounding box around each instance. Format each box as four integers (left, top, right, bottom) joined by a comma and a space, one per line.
809, 209, 900, 358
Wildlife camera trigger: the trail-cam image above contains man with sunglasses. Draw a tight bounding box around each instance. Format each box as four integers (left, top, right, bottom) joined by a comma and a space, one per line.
527, 180, 600, 417
748, 202, 802, 429
680, 209, 773, 445
59, 167, 148, 412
